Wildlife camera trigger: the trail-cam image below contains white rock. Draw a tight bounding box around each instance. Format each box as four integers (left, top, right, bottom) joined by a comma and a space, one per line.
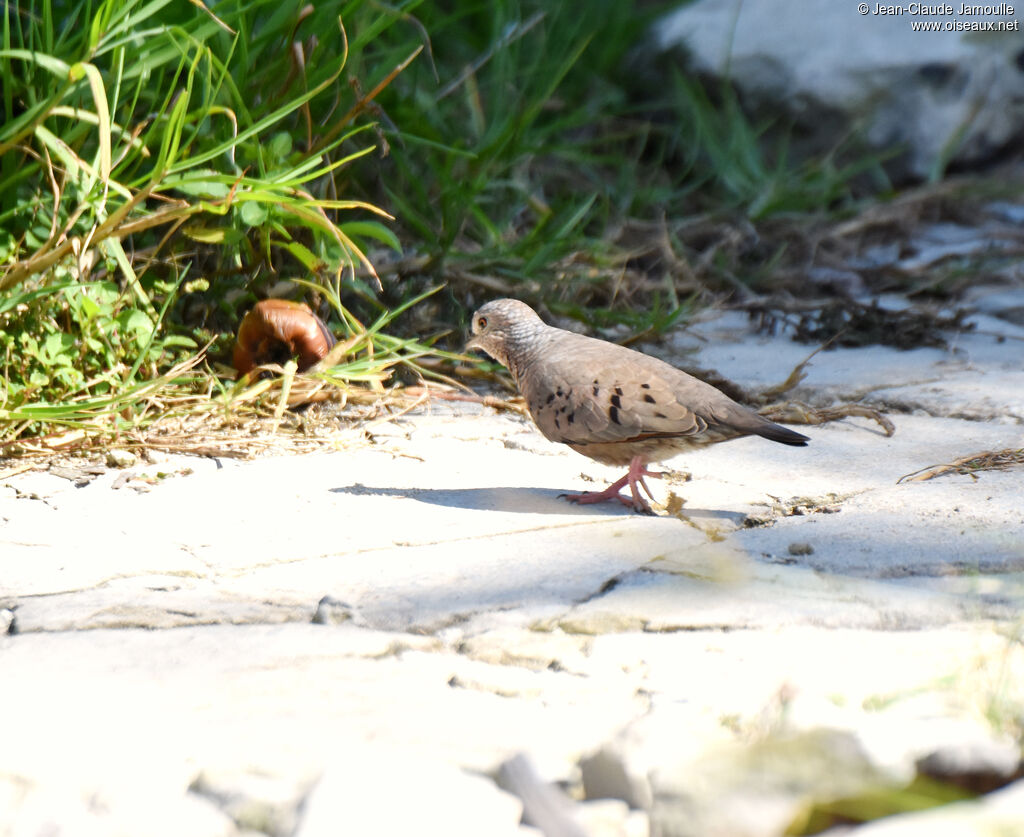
575, 799, 650, 837
917, 738, 1022, 786
654, 0, 1024, 177
190, 768, 314, 836
293, 752, 523, 837
0, 780, 236, 837
649, 728, 892, 837
581, 745, 655, 811
106, 449, 137, 468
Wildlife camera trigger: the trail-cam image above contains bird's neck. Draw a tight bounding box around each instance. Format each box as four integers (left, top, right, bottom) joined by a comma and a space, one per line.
506, 326, 553, 388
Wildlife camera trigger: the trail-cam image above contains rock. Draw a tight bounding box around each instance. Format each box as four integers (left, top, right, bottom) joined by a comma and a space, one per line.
580, 745, 654, 812
650, 728, 895, 837
557, 553, 1007, 635
575, 799, 650, 837
456, 627, 592, 673
916, 739, 1023, 793
8, 580, 310, 633
293, 752, 524, 837
579, 696, 742, 815
786, 695, 1020, 790
654, 0, 1024, 178
106, 449, 138, 468
190, 769, 314, 836
497, 753, 590, 837
0, 779, 237, 837
964, 284, 1024, 327
311, 595, 355, 625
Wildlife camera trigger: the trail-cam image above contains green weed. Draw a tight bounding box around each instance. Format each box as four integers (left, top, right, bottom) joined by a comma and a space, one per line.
0, 0, 418, 445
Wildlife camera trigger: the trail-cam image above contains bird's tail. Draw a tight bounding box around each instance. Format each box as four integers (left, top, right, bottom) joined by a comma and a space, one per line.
715, 403, 810, 447
753, 419, 809, 447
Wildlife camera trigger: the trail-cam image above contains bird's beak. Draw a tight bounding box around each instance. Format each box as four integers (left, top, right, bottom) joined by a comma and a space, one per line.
464, 335, 482, 353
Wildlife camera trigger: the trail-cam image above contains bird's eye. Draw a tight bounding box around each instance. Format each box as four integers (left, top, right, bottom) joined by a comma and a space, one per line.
477, 316, 487, 329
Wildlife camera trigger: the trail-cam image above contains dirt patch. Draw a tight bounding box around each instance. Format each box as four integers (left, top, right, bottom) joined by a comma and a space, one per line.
743, 493, 848, 528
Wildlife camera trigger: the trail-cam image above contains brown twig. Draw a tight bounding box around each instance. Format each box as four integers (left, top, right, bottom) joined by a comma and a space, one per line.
760, 401, 896, 437
898, 448, 1024, 483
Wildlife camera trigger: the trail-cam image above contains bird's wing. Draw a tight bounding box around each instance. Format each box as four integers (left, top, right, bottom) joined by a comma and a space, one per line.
521, 338, 713, 445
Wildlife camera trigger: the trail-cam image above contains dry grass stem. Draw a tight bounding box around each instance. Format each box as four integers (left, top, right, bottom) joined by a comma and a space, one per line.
759, 401, 896, 437
898, 448, 1024, 483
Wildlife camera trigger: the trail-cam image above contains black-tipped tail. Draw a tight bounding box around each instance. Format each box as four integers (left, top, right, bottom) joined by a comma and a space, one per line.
755, 421, 810, 447
709, 402, 811, 447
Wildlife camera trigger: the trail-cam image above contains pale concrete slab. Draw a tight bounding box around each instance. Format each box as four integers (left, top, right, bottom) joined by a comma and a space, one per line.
2, 284, 1022, 834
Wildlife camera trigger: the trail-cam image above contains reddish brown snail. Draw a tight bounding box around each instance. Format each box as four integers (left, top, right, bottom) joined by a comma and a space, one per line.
233, 299, 336, 377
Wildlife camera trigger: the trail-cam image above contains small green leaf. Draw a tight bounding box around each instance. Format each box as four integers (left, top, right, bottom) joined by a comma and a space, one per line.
340, 220, 402, 252
239, 200, 269, 227
40, 332, 75, 364
160, 335, 199, 349
118, 309, 155, 339
78, 295, 101, 320
164, 171, 232, 198
279, 240, 327, 272
267, 132, 292, 161
183, 225, 244, 244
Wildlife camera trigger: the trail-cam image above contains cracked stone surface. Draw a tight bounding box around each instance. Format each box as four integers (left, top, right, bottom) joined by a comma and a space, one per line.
2, 286, 1023, 836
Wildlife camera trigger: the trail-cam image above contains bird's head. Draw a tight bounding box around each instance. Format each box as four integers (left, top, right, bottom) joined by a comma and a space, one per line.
464, 298, 543, 368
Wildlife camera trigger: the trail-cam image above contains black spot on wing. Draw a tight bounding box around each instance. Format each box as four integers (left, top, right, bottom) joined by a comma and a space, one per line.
643, 394, 656, 404
609, 405, 621, 425
610, 394, 622, 409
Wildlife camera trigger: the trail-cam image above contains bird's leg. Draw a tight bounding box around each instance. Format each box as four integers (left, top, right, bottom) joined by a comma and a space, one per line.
625, 456, 664, 512
633, 463, 663, 502
562, 456, 663, 514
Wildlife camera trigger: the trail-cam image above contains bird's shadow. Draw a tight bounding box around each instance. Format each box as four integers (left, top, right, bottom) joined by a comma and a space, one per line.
330, 483, 744, 522
330, 483, 613, 515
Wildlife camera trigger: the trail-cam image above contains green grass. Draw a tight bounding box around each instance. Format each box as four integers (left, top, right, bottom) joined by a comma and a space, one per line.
352, 1, 905, 319
363, 1, 664, 293
0, 0, 424, 445
661, 74, 895, 218
0, 0, 918, 449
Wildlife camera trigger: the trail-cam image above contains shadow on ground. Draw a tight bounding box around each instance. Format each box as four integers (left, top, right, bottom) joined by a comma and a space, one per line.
330, 483, 628, 515
331, 483, 757, 524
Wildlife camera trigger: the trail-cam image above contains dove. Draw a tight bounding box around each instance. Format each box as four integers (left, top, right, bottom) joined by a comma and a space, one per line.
465, 298, 809, 513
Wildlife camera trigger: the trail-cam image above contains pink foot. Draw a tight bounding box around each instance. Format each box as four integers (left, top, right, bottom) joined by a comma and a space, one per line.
561, 456, 663, 514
